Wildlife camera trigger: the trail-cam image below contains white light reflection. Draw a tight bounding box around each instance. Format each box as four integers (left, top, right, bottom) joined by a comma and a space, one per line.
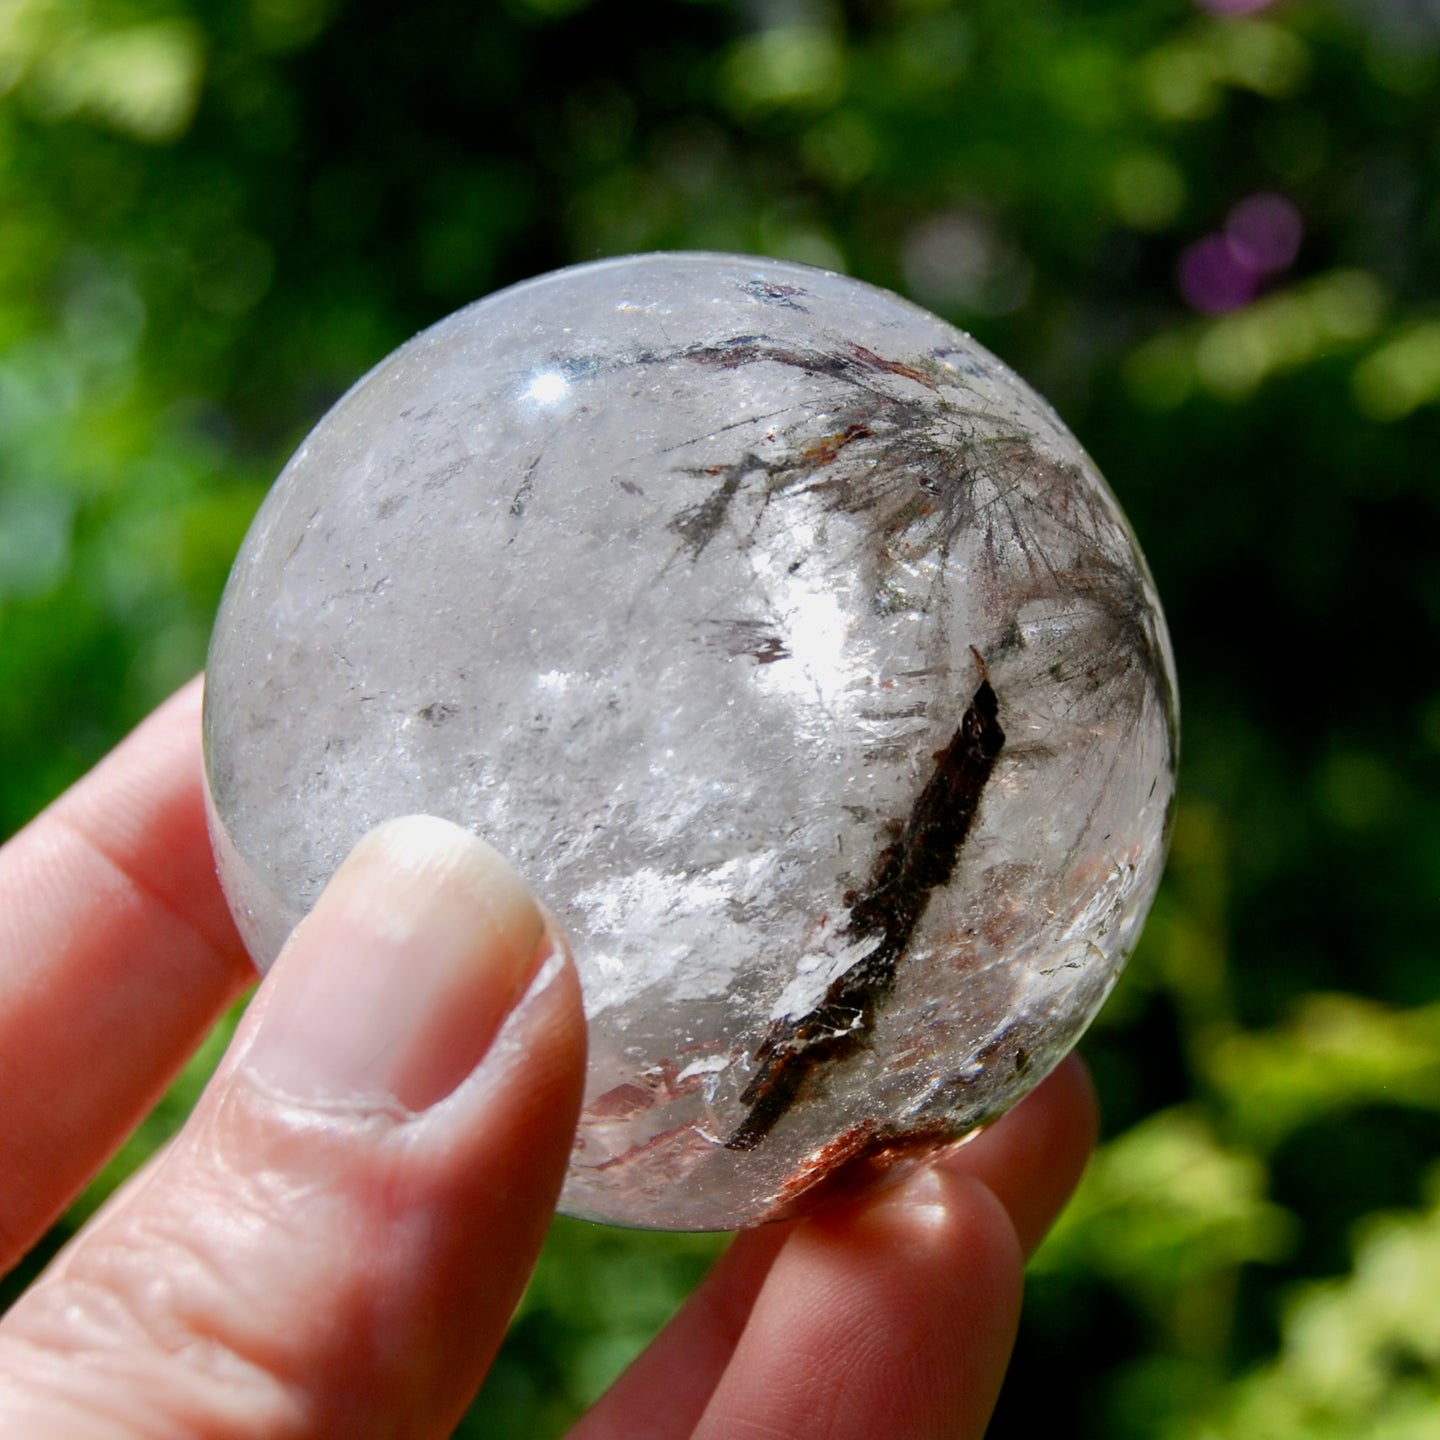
754, 515, 855, 717
523, 370, 569, 405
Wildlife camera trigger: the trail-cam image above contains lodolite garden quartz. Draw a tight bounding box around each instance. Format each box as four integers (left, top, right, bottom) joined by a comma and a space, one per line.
203, 252, 1177, 1230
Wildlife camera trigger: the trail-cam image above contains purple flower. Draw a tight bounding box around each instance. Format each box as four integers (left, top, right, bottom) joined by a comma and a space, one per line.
1226, 192, 1303, 274
1195, 0, 1275, 15
1178, 192, 1303, 312
1178, 235, 1260, 313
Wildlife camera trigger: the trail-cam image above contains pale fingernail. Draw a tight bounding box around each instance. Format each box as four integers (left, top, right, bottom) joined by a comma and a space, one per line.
246, 815, 549, 1111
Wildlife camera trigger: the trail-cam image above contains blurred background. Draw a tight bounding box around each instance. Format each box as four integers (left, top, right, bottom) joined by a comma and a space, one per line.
1, 0, 1437, 1433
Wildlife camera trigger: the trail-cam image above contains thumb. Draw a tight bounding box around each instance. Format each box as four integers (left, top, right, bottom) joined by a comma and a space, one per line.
0, 816, 586, 1440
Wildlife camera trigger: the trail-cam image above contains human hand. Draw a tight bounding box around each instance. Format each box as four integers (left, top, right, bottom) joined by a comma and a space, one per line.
0, 676, 1096, 1439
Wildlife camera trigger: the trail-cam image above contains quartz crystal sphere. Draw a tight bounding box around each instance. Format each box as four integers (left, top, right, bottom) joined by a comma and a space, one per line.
204, 252, 1177, 1230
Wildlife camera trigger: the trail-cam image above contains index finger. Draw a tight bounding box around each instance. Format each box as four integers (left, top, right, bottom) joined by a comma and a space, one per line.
0, 676, 253, 1274
569, 1054, 1097, 1440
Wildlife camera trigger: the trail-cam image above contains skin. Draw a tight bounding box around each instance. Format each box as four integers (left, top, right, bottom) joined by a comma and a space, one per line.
0, 675, 1097, 1439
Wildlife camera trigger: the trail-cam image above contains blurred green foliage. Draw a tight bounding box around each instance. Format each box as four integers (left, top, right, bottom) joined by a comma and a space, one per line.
1, 0, 1438, 1434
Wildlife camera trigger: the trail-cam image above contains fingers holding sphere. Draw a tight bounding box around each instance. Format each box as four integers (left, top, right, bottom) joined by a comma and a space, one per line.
0, 817, 587, 1440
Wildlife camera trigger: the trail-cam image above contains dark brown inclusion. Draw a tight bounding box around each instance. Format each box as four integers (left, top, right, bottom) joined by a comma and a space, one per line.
726, 668, 1005, 1151
757, 1118, 960, 1221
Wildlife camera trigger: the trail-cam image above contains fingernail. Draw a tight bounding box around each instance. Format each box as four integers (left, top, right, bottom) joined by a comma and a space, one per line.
246, 816, 549, 1111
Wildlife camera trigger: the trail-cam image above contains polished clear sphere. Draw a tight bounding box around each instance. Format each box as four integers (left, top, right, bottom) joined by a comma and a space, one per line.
204, 253, 1177, 1230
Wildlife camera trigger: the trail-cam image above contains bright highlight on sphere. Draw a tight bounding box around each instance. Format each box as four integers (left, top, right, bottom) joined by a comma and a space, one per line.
204, 252, 1177, 1230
